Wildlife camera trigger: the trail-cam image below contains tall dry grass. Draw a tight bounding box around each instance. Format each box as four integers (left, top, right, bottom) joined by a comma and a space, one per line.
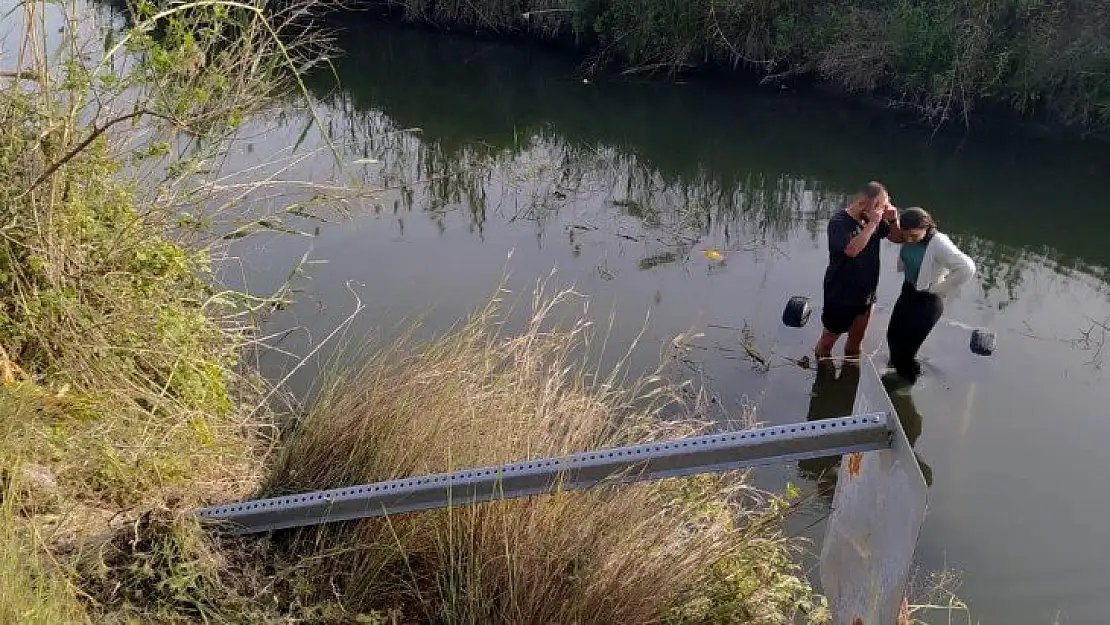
264, 282, 827, 624
0, 495, 88, 625
0, 396, 89, 625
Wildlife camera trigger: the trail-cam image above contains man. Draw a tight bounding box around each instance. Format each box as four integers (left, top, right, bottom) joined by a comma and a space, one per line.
815, 181, 902, 360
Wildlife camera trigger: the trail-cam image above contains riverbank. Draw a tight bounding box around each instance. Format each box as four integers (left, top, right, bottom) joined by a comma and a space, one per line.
0, 1, 831, 622
0, 0, 301, 619
340, 0, 1110, 138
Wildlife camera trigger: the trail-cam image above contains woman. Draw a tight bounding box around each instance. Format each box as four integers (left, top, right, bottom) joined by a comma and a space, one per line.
886, 207, 977, 381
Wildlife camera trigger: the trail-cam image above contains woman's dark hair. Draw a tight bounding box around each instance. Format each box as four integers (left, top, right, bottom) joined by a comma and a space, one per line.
899, 207, 937, 239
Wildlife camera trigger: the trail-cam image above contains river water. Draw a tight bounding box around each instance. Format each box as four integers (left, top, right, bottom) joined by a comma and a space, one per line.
7, 6, 1110, 622
229, 20, 1110, 623
238, 20, 1110, 623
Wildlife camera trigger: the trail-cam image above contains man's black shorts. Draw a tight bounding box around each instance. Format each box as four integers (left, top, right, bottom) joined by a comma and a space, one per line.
821, 301, 873, 335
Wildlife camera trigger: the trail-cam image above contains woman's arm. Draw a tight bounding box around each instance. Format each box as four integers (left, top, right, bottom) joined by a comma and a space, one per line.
929, 234, 976, 297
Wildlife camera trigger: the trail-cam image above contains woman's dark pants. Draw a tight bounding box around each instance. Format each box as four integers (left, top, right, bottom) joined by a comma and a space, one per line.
887, 281, 943, 380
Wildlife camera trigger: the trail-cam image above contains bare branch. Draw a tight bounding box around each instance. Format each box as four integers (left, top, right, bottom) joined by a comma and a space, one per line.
18, 108, 182, 197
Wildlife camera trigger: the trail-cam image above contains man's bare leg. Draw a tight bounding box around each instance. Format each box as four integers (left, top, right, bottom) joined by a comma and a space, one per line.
814, 328, 840, 361
844, 305, 874, 359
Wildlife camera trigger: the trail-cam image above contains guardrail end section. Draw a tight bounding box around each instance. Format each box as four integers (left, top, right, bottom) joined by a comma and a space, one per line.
819, 360, 929, 625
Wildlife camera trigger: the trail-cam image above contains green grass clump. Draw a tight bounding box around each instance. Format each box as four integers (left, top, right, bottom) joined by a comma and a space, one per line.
0, 499, 88, 625
0, 87, 247, 507
0, 399, 87, 624
0, 0, 324, 620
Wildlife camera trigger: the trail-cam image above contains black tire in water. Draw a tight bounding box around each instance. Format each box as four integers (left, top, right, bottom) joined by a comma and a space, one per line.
970, 328, 996, 356
782, 296, 812, 328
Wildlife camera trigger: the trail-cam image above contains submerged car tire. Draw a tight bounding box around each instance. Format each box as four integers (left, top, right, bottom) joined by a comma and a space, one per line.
970, 328, 996, 356
782, 296, 812, 328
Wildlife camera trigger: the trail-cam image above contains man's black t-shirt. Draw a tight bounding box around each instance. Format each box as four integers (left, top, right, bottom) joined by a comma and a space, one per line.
823, 210, 891, 306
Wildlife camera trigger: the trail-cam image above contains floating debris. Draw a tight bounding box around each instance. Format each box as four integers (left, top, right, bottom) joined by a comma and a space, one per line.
702, 248, 724, 262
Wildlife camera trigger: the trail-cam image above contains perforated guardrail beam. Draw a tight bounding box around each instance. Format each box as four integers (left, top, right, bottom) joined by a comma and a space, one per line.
190, 414, 891, 535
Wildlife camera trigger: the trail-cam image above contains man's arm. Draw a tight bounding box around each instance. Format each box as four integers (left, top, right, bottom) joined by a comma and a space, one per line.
842, 218, 880, 257
883, 207, 905, 243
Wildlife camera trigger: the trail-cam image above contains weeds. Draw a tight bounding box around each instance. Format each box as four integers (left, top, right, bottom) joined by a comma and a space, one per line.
0, 0, 334, 510
371, 0, 1110, 132
0, 398, 88, 624
905, 570, 973, 624
263, 281, 828, 624
0, 0, 335, 620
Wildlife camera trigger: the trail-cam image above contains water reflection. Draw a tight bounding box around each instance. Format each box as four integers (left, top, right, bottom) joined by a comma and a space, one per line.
797, 361, 859, 501
884, 377, 934, 489
246, 21, 1110, 624
797, 361, 932, 503
304, 17, 1110, 285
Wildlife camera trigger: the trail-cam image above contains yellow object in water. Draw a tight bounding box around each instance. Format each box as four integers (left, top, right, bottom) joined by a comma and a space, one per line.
702, 248, 724, 261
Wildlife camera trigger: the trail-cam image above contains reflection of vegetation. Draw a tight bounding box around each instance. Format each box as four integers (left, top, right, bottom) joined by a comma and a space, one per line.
296, 20, 1110, 292
613, 198, 657, 224
951, 235, 1028, 307
304, 92, 1057, 302
639, 251, 679, 270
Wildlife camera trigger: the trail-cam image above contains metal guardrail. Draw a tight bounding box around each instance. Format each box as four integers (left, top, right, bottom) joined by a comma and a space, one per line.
191, 359, 929, 625
192, 413, 891, 534
821, 359, 930, 625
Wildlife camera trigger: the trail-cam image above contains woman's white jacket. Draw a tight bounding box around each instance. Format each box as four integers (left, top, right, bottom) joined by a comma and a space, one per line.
896, 232, 977, 298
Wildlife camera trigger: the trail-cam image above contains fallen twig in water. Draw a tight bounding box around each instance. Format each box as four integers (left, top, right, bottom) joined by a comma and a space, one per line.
740, 322, 771, 373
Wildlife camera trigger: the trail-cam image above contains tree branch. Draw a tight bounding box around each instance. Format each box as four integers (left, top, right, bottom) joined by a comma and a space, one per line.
19, 109, 180, 197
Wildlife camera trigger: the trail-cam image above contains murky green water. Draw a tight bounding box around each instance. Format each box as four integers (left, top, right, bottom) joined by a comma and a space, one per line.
8, 5, 1110, 621
226, 20, 1110, 624
231, 20, 1110, 623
